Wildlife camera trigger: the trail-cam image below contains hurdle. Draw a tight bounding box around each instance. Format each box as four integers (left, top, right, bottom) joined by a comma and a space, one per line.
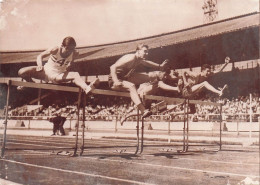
0, 80, 223, 157
0, 80, 138, 157
140, 95, 223, 154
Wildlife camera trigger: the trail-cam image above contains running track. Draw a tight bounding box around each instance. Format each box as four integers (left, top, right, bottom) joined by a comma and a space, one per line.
0, 135, 259, 185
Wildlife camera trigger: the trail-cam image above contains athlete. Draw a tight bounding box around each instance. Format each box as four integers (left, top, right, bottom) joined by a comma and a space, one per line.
119, 68, 181, 125
137, 67, 181, 99
109, 44, 168, 118
179, 57, 230, 98
18, 36, 99, 94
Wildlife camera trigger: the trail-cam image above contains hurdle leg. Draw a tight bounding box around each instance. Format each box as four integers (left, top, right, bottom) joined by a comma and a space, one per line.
1, 81, 11, 158
182, 99, 187, 152
185, 99, 189, 152
80, 93, 86, 156
72, 88, 82, 157
134, 109, 140, 155
219, 105, 222, 150
140, 117, 145, 154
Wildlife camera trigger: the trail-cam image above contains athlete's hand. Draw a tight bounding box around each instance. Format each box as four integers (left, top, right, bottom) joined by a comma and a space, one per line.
225, 57, 230, 64
161, 59, 169, 67
36, 66, 43, 71
113, 81, 123, 87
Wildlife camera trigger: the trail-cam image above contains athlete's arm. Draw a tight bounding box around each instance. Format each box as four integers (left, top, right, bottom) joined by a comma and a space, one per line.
110, 54, 134, 83
212, 57, 230, 74
36, 46, 59, 71
141, 59, 168, 70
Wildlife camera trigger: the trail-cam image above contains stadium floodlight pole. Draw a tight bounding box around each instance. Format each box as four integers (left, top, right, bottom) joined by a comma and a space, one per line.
1, 80, 11, 158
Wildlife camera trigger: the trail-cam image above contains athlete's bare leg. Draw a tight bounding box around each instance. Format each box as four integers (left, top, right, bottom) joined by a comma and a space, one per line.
18, 66, 46, 82
111, 80, 143, 108
55, 72, 99, 94
191, 81, 225, 96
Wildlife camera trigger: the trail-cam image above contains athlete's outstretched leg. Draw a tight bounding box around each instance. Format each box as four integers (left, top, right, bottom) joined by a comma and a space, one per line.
18, 66, 45, 82
55, 71, 99, 94
17, 66, 46, 90
191, 81, 224, 96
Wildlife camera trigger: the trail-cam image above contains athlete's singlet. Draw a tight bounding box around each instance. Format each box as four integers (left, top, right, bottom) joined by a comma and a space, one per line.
44, 47, 74, 81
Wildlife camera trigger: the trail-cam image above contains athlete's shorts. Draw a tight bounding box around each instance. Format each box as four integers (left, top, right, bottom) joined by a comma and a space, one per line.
108, 74, 128, 91
137, 82, 158, 98
44, 64, 65, 83
182, 86, 193, 98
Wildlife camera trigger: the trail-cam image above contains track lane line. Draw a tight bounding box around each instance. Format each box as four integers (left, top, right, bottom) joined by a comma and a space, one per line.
81, 156, 260, 178
18, 150, 259, 179
0, 158, 155, 185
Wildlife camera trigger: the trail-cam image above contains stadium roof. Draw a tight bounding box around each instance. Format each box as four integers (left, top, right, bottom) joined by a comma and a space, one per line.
0, 12, 259, 64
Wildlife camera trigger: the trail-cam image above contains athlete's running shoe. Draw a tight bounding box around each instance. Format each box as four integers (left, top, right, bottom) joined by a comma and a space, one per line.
17, 86, 26, 91
142, 109, 152, 118
84, 78, 100, 95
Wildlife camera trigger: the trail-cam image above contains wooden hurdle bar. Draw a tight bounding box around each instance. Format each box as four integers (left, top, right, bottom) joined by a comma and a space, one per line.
0, 80, 223, 157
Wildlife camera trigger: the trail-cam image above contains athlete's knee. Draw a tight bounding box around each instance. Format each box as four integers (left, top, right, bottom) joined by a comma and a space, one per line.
18, 67, 26, 77
128, 85, 138, 94
70, 72, 81, 79
18, 67, 32, 78
128, 83, 136, 90
202, 81, 210, 86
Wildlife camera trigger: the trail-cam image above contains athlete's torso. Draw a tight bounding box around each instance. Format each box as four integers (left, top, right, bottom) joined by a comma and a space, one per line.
116, 54, 140, 79
45, 47, 74, 73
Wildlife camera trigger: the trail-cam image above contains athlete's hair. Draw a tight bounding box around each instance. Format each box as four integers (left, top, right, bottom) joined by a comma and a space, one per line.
62, 36, 76, 48
136, 44, 148, 51
201, 64, 211, 71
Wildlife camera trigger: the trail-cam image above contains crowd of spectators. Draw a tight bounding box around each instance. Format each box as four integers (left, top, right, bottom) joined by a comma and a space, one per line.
5, 93, 260, 122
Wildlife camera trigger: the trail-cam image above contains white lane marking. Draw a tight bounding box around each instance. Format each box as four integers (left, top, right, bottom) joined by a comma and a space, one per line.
0, 178, 22, 185
5, 138, 75, 145
0, 159, 155, 185
82, 156, 260, 179
142, 154, 259, 166
6, 141, 67, 148
4, 138, 259, 176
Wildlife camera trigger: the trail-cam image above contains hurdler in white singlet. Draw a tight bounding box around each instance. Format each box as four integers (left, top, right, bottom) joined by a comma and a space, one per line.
44, 47, 74, 81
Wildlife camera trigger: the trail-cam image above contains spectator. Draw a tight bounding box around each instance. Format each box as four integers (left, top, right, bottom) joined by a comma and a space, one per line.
49, 113, 66, 136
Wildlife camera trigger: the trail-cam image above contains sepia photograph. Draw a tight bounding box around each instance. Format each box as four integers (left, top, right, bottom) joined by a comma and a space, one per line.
0, 0, 259, 184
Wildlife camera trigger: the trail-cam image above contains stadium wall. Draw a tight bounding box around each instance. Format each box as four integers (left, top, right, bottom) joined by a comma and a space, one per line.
1, 119, 259, 132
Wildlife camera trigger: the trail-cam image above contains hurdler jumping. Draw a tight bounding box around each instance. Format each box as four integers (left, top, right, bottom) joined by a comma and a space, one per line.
109, 43, 168, 118
18, 36, 99, 94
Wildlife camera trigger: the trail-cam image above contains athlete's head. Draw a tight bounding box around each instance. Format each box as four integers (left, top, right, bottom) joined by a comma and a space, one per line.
61, 36, 76, 55
201, 64, 211, 77
62, 36, 76, 48
136, 44, 149, 59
